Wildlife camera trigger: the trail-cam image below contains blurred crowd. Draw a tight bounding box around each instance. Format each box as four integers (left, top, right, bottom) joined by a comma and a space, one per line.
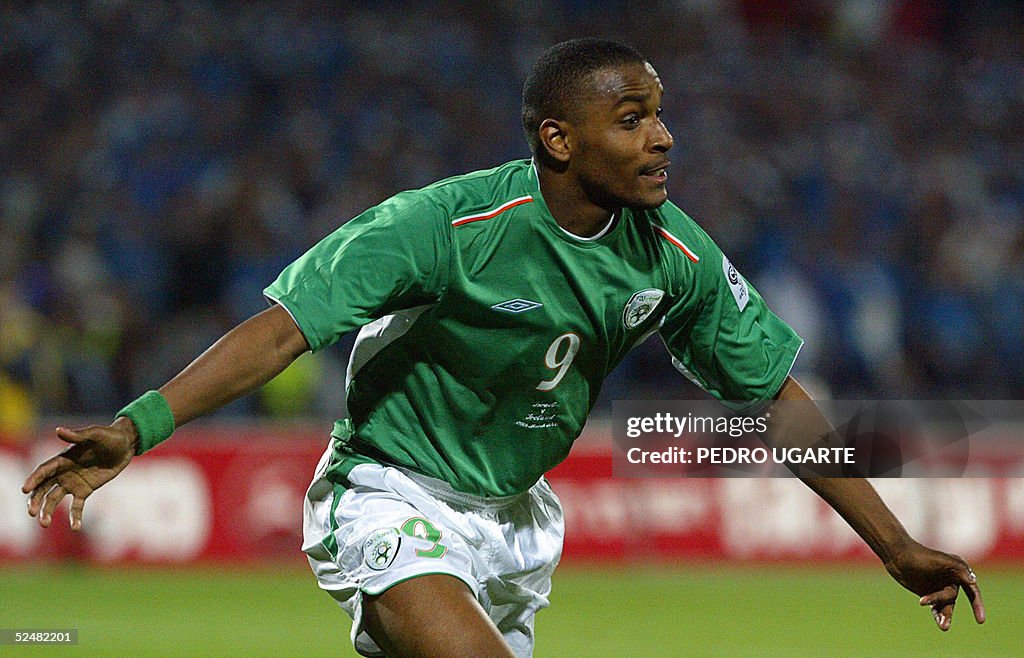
2, 0, 1022, 437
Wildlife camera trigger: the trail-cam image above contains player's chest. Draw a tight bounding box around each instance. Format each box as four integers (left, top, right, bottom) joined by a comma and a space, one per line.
442, 233, 672, 354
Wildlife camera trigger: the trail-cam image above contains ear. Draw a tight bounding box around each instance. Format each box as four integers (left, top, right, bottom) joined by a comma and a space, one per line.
538, 118, 572, 163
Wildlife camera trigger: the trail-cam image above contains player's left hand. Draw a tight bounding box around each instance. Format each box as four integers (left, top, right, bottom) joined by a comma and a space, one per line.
884, 540, 985, 631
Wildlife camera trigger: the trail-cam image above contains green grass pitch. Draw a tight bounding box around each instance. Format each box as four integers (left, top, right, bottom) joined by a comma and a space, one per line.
1, 563, 1018, 656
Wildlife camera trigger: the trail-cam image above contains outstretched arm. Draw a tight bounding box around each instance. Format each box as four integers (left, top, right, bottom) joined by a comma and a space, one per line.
764, 376, 985, 632
156, 303, 309, 428
23, 303, 308, 530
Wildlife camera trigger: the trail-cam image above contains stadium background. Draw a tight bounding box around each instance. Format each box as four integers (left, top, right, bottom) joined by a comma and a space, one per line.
2, 1, 1022, 655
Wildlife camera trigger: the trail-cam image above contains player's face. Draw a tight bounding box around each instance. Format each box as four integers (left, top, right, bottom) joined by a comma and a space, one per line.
569, 62, 673, 210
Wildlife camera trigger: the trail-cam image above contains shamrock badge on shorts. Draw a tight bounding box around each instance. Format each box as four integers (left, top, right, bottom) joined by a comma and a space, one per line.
363, 528, 402, 571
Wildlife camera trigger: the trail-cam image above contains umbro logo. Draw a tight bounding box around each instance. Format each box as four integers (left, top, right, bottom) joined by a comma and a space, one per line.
492, 299, 543, 313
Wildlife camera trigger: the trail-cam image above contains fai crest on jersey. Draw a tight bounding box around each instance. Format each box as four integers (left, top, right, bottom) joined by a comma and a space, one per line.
622, 289, 665, 329
363, 528, 402, 571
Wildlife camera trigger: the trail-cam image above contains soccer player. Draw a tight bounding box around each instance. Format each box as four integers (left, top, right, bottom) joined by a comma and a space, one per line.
23, 39, 983, 657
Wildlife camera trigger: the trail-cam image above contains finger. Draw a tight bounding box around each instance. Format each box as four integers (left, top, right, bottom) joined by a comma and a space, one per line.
933, 601, 955, 631
27, 476, 56, 517
23, 457, 62, 494
39, 483, 69, 528
55, 426, 88, 444
918, 585, 958, 608
961, 573, 986, 624
69, 495, 87, 532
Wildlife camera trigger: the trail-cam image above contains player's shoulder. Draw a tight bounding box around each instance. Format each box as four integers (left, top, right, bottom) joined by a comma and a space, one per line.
361, 160, 531, 230
404, 159, 535, 222
421, 159, 532, 195
644, 199, 718, 264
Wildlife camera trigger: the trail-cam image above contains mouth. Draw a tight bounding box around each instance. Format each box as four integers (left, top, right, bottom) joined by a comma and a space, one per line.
640, 160, 671, 184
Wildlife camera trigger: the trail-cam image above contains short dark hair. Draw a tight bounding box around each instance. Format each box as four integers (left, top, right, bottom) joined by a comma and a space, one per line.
521, 38, 647, 158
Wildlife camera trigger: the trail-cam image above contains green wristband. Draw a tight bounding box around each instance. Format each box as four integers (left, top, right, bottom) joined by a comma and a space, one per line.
116, 390, 176, 455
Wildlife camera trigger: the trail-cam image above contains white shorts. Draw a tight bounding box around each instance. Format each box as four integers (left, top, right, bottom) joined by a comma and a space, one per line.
302, 451, 565, 658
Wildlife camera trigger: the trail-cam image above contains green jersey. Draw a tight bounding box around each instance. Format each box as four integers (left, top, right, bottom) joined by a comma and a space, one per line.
265, 160, 801, 496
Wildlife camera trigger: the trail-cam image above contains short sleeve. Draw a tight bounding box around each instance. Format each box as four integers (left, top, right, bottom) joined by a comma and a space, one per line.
659, 226, 802, 410
263, 193, 451, 352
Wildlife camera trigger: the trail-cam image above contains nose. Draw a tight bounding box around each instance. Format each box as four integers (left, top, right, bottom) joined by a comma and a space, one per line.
650, 119, 673, 153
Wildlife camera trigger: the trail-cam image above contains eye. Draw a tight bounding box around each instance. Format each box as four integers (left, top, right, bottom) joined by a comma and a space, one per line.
656, 107, 663, 118
622, 113, 640, 128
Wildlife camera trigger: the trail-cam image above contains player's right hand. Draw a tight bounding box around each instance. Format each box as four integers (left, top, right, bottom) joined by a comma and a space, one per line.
22, 417, 137, 531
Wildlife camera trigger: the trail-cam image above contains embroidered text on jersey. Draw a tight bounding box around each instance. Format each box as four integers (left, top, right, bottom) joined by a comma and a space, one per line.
451, 196, 534, 227
651, 223, 699, 263
492, 299, 543, 313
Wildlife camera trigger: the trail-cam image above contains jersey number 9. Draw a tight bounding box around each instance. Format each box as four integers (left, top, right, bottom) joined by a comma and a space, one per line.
536, 332, 581, 391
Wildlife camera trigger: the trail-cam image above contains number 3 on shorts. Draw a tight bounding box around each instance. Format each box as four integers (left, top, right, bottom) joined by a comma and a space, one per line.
400, 517, 448, 558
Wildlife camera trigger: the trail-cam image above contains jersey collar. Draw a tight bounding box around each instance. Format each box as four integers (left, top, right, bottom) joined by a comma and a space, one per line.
527, 159, 626, 248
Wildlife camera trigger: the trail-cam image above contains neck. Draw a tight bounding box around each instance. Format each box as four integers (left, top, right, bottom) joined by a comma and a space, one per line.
536, 163, 616, 238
